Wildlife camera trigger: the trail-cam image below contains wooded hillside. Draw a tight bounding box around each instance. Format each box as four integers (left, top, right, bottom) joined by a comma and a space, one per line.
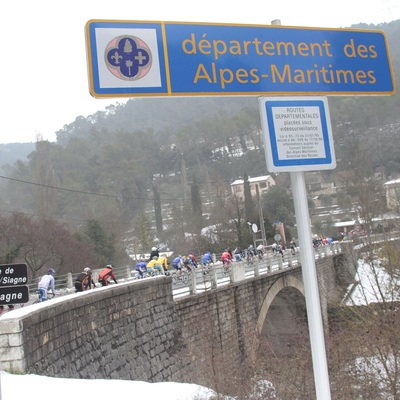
0, 20, 399, 266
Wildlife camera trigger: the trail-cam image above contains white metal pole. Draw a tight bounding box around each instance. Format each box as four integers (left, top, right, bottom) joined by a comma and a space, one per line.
290, 171, 332, 399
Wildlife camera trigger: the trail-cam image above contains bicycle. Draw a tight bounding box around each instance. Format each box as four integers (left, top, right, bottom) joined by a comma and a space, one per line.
221, 262, 231, 276
32, 290, 55, 304
171, 270, 190, 285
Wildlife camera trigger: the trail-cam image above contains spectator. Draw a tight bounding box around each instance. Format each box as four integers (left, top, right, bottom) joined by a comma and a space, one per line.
75, 268, 96, 291
37, 268, 56, 301
98, 265, 118, 286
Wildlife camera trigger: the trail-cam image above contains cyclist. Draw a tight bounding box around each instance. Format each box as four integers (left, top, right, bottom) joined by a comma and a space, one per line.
146, 256, 162, 275
233, 246, 243, 261
155, 253, 169, 275
202, 251, 213, 266
37, 268, 56, 301
148, 246, 159, 261
256, 243, 265, 260
221, 249, 232, 270
290, 240, 297, 255
75, 267, 96, 291
246, 245, 255, 263
172, 255, 184, 273
135, 259, 147, 279
188, 253, 198, 269
98, 265, 118, 286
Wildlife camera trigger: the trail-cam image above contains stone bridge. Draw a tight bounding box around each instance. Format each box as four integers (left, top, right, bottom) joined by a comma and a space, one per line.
0, 246, 355, 390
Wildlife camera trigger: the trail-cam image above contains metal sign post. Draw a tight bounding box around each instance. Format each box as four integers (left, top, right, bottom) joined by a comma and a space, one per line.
290, 171, 332, 399
259, 96, 334, 399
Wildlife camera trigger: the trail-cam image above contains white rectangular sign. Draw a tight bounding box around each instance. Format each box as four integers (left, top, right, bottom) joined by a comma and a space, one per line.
259, 97, 336, 172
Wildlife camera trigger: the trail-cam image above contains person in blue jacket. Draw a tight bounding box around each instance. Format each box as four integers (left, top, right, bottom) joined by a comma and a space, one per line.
202, 251, 213, 266
135, 259, 147, 279
172, 255, 184, 272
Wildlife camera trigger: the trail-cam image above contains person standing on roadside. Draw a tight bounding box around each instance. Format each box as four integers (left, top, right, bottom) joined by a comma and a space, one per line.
98, 265, 118, 286
37, 268, 56, 301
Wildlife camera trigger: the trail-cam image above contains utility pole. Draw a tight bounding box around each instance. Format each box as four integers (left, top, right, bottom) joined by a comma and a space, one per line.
256, 185, 267, 245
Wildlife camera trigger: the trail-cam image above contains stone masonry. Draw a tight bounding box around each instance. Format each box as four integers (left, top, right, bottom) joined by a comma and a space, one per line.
0, 253, 352, 388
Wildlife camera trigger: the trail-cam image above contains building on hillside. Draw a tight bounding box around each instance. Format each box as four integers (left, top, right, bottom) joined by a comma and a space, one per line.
230, 175, 275, 201
384, 178, 400, 210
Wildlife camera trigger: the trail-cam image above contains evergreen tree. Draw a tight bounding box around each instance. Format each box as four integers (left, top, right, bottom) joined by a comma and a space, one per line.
83, 219, 115, 265
152, 182, 163, 233
243, 170, 254, 223
135, 212, 152, 254
191, 174, 203, 233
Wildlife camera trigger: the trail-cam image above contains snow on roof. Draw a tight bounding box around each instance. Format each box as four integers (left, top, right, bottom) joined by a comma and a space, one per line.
333, 220, 358, 227
384, 178, 400, 185
231, 175, 272, 186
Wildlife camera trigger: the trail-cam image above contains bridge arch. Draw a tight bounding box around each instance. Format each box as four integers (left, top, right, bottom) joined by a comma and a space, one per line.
256, 274, 305, 335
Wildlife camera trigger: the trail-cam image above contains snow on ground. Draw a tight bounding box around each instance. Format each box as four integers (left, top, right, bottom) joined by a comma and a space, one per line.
2, 253, 396, 398
345, 258, 400, 305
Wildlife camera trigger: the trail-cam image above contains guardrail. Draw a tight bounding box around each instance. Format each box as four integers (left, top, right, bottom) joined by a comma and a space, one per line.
171, 242, 342, 298
27, 243, 342, 301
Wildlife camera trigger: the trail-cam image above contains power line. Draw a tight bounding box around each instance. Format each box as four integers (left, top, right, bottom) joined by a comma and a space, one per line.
0, 174, 235, 215
0, 174, 223, 202
0, 175, 117, 198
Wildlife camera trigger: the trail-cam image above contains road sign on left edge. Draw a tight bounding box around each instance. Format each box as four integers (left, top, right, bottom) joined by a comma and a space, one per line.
0, 285, 29, 305
0, 263, 28, 286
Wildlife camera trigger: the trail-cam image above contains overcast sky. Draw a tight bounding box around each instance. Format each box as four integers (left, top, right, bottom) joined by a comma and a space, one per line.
1, 0, 399, 144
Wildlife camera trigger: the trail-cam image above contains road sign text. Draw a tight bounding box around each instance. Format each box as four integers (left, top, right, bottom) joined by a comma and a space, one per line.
86, 20, 395, 97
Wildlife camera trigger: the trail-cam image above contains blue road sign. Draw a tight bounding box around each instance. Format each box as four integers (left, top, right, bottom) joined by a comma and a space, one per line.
85, 20, 395, 98
259, 97, 336, 172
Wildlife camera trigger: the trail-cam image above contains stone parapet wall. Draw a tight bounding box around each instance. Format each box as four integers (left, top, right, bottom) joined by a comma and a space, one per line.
0, 254, 351, 386
0, 277, 186, 382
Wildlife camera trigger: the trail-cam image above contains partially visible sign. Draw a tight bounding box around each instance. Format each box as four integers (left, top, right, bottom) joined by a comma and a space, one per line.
0, 263, 28, 286
0, 263, 29, 305
85, 20, 396, 98
0, 286, 29, 305
259, 96, 336, 172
